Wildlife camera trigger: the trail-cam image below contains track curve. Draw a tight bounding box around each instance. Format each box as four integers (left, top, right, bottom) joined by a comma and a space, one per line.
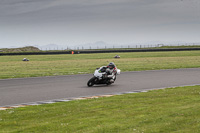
0, 68, 200, 107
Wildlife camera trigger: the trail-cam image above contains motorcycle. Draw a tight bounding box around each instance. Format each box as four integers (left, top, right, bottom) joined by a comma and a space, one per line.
87, 66, 121, 87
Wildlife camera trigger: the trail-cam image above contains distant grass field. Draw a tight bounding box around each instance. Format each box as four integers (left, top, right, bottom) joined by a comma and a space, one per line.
1, 85, 200, 132
0, 51, 200, 79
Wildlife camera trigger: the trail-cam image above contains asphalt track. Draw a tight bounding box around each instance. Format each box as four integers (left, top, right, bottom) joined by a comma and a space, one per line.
0, 68, 200, 107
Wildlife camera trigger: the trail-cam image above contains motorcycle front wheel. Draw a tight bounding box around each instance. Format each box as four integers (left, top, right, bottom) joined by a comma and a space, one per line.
87, 77, 96, 87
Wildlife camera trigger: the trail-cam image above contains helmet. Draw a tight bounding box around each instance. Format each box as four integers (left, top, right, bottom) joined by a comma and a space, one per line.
108, 62, 115, 69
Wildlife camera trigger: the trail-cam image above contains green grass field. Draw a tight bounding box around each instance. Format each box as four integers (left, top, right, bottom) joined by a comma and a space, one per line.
0, 51, 200, 79
1, 51, 200, 132
1, 86, 200, 132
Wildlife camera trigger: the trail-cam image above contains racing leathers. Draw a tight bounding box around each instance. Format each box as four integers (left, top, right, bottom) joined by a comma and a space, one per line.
106, 64, 117, 82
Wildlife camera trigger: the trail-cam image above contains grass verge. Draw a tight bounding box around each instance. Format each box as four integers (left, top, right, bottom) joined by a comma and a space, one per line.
0, 51, 200, 79
0, 85, 200, 132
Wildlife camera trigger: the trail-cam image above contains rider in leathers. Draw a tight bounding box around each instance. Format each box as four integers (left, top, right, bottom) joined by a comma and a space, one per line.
106, 62, 117, 82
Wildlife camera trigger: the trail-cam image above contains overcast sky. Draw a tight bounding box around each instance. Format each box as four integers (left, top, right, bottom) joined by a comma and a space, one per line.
0, 0, 200, 48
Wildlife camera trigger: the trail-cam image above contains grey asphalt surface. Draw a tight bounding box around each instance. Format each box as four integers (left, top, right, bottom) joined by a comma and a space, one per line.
0, 68, 200, 107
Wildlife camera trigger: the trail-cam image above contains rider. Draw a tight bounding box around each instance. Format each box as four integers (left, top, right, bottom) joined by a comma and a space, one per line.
106, 62, 117, 82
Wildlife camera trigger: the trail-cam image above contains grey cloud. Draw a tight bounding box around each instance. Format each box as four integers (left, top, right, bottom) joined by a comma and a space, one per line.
0, 0, 54, 16
1, 0, 199, 27
0, 0, 40, 5
0, 0, 199, 48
